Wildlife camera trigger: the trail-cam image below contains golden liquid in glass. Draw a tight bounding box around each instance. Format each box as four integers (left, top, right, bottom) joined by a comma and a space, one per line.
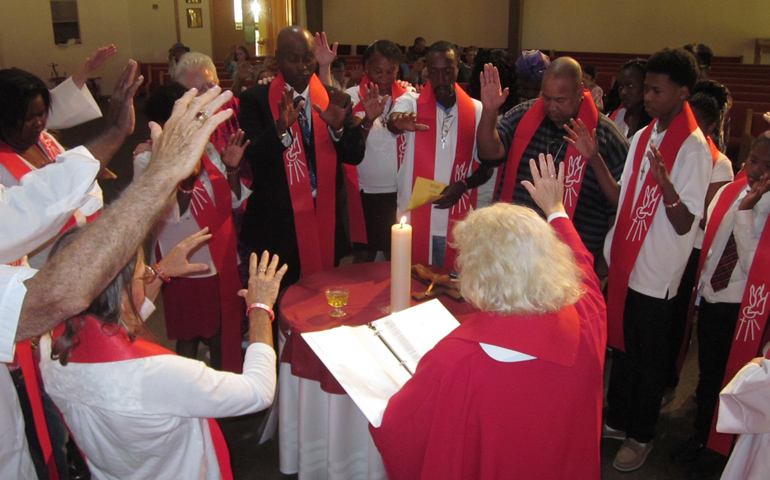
325, 290, 349, 307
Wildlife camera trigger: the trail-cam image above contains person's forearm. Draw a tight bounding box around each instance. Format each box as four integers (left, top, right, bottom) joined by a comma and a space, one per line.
82, 127, 127, 169
587, 155, 620, 209
318, 63, 333, 87
476, 108, 507, 161
247, 310, 274, 348
17, 165, 178, 340
661, 184, 695, 235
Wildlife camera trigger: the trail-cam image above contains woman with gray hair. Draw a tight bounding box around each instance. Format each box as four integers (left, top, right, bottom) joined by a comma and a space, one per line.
370, 154, 608, 479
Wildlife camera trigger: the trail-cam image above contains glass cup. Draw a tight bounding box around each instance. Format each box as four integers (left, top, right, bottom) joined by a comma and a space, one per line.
325, 287, 349, 317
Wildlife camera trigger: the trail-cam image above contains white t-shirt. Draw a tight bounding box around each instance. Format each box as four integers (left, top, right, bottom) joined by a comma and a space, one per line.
694, 151, 734, 248
395, 92, 485, 248
604, 121, 713, 298
346, 85, 406, 193
40, 337, 276, 480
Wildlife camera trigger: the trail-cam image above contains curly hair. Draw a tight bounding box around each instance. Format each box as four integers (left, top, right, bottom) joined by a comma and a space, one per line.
467, 49, 517, 113
452, 203, 584, 315
647, 48, 699, 92
49, 228, 142, 366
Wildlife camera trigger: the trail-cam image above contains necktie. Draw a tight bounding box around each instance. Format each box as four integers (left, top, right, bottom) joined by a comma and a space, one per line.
294, 96, 316, 191
710, 232, 738, 292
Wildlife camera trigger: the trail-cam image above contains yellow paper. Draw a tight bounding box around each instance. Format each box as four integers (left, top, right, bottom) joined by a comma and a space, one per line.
407, 177, 446, 211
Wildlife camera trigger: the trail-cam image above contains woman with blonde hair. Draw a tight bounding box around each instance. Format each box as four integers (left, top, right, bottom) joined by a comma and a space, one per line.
371, 154, 608, 480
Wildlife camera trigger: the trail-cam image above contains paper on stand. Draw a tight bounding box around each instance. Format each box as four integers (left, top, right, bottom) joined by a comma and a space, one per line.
302, 299, 460, 427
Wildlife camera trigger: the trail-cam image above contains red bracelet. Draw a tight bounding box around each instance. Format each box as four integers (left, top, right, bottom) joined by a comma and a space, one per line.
664, 196, 681, 208
153, 263, 171, 283
247, 303, 275, 322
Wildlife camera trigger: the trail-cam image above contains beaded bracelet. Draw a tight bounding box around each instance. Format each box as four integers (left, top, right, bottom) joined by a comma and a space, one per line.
178, 183, 194, 194
152, 263, 172, 283
247, 302, 275, 322
225, 166, 240, 176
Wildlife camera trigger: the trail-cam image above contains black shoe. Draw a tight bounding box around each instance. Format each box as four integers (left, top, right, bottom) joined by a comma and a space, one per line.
688, 449, 727, 479
670, 437, 704, 463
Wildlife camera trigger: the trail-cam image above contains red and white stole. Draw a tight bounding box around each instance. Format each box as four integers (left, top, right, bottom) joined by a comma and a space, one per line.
609, 107, 622, 122
268, 73, 337, 276
343, 76, 408, 244
50, 317, 234, 480
210, 96, 241, 155
0, 133, 101, 266
699, 177, 770, 455
497, 90, 598, 218
411, 82, 477, 269
606, 104, 698, 351
160, 154, 244, 373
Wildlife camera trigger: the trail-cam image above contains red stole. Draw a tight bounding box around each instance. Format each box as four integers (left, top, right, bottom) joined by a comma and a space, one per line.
268, 73, 336, 276
344, 77, 408, 244
700, 178, 770, 454
606, 104, 698, 351
210, 97, 241, 155
50, 317, 234, 479
162, 154, 244, 373
497, 90, 598, 218
411, 82, 477, 268
609, 108, 622, 122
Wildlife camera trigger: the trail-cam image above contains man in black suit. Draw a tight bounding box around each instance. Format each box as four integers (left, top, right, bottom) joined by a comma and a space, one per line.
239, 26, 365, 287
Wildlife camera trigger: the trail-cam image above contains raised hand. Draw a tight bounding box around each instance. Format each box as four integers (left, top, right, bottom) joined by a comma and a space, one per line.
276, 88, 301, 135
388, 112, 429, 133
563, 118, 599, 159
157, 228, 212, 277
73, 44, 117, 88
314, 31, 338, 67
104, 60, 144, 137
349, 65, 364, 86
479, 63, 509, 112
360, 83, 390, 124
647, 144, 674, 189
148, 86, 234, 181
222, 129, 251, 167
238, 251, 288, 309
315, 88, 350, 131
521, 153, 566, 217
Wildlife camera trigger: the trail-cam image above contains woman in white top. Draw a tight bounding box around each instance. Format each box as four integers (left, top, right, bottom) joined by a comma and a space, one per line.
40, 228, 286, 480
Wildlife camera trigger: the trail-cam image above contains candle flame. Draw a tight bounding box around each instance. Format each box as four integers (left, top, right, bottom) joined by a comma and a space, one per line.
400, 216, 407, 228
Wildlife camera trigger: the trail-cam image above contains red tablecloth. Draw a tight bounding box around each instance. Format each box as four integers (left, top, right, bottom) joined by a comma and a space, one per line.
278, 262, 477, 394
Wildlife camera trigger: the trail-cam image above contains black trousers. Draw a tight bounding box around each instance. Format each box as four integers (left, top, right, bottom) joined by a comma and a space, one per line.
693, 300, 741, 443
606, 288, 675, 443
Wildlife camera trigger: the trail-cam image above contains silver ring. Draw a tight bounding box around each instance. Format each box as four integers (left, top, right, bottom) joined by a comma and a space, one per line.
258, 268, 266, 274
195, 110, 209, 124
550, 174, 555, 178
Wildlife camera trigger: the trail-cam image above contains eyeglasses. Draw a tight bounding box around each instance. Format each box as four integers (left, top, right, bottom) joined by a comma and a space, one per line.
135, 265, 157, 285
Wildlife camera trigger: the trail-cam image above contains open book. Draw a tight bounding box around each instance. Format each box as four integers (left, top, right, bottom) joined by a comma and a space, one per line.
302, 299, 460, 427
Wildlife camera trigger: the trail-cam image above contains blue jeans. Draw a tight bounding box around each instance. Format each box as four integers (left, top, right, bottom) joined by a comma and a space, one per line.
432, 236, 447, 267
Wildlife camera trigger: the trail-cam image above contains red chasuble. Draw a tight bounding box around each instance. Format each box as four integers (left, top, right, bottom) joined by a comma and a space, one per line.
268, 73, 337, 276
410, 83, 477, 269
606, 104, 698, 351
497, 90, 598, 218
50, 317, 234, 479
343, 77, 408, 244
370, 218, 607, 480
158, 154, 244, 373
694, 177, 770, 454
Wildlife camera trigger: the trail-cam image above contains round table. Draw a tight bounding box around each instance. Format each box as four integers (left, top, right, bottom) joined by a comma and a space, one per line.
276, 262, 477, 479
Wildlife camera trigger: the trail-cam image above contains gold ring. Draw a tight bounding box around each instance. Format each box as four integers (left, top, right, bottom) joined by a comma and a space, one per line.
195, 110, 209, 124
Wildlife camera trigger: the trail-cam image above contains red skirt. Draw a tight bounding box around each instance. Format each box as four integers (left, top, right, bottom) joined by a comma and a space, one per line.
161, 275, 221, 340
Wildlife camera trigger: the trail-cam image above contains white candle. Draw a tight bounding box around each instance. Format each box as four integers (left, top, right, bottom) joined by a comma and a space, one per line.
390, 216, 412, 313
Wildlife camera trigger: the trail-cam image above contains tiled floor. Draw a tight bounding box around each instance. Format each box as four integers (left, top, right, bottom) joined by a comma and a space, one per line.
59, 95, 725, 479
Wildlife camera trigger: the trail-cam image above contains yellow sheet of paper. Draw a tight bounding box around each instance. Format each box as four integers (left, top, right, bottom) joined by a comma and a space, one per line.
407, 177, 447, 211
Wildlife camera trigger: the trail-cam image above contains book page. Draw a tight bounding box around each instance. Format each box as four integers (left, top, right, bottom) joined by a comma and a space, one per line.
301, 300, 460, 427
303, 325, 413, 427
373, 299, 460, 373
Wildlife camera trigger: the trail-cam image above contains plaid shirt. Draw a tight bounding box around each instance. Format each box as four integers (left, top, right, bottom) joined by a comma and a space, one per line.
482, 98, 629, 256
